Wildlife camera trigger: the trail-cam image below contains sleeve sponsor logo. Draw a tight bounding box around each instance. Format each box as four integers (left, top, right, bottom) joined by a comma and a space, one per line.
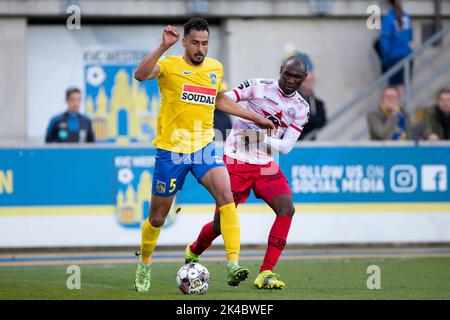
237, 79, 256, 90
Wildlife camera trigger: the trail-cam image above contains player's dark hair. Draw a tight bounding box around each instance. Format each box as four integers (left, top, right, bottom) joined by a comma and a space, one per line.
65, 87, 81, 100
184, 17, 209, 36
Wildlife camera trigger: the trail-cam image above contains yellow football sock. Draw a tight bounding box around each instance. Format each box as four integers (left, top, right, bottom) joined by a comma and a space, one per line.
219, 202, 240, 263
140, 219, 162, 265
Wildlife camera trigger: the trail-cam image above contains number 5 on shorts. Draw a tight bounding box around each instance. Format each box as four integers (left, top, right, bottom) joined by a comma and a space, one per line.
169, 178, 177, 193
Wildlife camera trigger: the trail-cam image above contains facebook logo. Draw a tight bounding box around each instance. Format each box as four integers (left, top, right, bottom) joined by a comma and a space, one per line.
421, 165, 447, 192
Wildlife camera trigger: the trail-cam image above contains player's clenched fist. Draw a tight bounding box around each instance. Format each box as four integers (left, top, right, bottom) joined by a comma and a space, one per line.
162, 25, 180, 50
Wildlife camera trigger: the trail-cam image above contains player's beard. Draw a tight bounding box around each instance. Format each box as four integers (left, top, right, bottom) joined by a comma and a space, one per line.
190, 52, 205, 65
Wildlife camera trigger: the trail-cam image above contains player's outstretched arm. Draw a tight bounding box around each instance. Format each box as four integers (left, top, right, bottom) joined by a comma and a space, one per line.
262, 127, 301, 154
215, 92, 275, 131
236, 127, 300, 155
134, 25, 179, 81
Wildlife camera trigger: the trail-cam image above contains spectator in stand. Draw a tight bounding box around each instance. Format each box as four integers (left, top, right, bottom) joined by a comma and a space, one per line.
379, 0, 414, 101
293, 52, 327, 140
45, 87, 95, 143
367, 86, 412, 140
421, 88, 450, 141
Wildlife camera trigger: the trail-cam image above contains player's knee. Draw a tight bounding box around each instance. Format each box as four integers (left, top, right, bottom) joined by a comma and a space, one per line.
149, 214, 166, 228
216, 189, 234, 206
224, 190, 234, 204
288, 205, 295, 216
276, 204, 295, 217
149, 216, 165, 228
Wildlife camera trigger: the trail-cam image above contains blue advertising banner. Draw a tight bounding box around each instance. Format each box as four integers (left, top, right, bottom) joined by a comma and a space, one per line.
0, 145, 449, 208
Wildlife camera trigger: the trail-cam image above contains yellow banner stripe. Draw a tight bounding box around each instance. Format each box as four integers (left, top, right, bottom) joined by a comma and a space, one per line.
0, 205, 115, 216
0, 203, 449, 217
180, 203, 450, 214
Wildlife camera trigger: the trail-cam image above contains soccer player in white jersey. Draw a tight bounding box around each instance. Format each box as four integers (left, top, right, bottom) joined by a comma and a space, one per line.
185, 56, 310, 289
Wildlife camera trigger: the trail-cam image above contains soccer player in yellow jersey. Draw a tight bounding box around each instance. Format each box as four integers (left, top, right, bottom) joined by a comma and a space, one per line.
133, 18, 275, 292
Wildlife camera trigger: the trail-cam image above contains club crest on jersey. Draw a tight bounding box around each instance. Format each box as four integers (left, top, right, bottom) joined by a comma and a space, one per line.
287, 107, 296, 119
262, 109, 288, 128
181, 84, 217, 106
209, 72, 217, 84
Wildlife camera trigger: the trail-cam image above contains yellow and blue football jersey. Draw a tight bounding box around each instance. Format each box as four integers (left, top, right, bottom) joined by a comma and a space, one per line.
153, 55, 223, 153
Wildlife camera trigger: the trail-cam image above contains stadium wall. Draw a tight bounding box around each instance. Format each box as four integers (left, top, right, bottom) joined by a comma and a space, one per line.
0, 18, 27, 145
0, 143, 449, 248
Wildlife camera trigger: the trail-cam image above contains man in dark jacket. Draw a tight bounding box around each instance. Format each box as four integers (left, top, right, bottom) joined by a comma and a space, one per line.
45, 87, 95, 143
421, 88, 450, 141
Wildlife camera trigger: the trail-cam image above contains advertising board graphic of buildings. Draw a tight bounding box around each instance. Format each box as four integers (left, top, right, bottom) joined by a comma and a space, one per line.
84, 64, 160, 144
116, 168, 152, 227
115, 157, 177, 229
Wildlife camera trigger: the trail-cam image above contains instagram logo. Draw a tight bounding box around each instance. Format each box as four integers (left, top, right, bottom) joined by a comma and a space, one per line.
390, 165, 417, 193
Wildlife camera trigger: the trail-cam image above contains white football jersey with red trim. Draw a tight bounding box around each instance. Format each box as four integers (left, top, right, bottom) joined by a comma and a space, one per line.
224, 79, 310, 164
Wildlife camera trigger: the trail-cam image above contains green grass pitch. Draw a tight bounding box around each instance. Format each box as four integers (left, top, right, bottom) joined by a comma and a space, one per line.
0, 257, 449, 300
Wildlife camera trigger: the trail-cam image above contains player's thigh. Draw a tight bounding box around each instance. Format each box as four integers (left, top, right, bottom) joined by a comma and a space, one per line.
227, 166, 253, 206
150, 149, 190, 226
199, 166, 233, 206
253, 164, 294, 216
191, 143, 233, 206
152, 149, 190, 197
149, 194, 176, 227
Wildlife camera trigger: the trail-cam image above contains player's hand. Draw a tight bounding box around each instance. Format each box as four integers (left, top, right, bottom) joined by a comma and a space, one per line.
235, 129, 266, 145
162, 25, 180, 50
253, 117, 275, 134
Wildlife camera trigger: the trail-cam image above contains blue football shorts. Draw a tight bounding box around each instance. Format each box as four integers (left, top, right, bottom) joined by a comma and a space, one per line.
151, 142, 225, 197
